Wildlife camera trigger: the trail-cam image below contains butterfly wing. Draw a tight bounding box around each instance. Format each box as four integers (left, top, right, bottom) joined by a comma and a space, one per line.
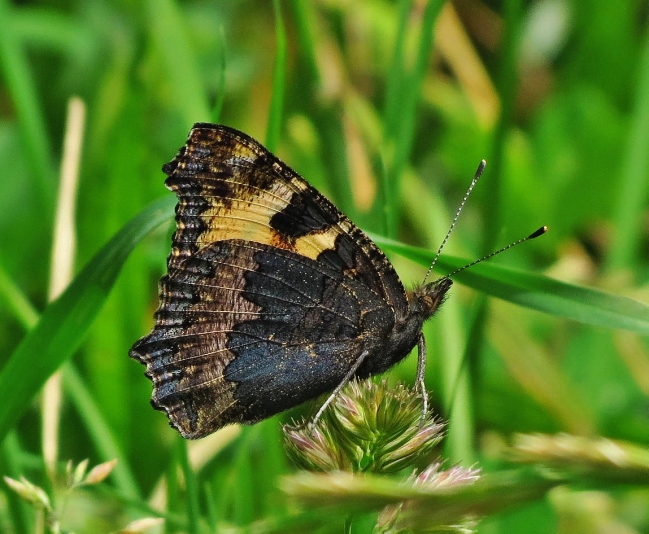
162, 124, 408, 309
130, 124, 414, 438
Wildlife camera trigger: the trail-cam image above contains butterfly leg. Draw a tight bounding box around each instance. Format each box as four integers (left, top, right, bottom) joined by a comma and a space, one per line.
416, 333, 429, 425
309, 349, 370, 430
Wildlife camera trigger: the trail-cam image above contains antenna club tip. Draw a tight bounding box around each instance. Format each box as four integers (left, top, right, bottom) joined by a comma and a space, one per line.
473, 159, 487, 180
529, 226, 549, 239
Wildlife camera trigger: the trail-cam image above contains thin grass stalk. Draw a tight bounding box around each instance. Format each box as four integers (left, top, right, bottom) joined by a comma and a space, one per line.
232, 428, 257, 526
605, 24, 649, 272
146, 0, 210, 123
178, 439, 200, 534
288, 0, 320, 85
0, 273, 39, 530
1, 432, 33, 533
0, 176, 141, 502
266, 0, 287, 152
383, 0, 412, 137
381, 0, 414, 239
0, 195, 176, 443
258, 421, 287, 518
42, 97, 85, 481
166, 445, 181, 531
385, 0, 444, 237
485, 0, 523, 250
0, 0, 55, 210
454, 0, 524, 464
0, 265, 40, 329
204, 481, 218, 529
211, 26, 227, 124
61, 366, 140, 499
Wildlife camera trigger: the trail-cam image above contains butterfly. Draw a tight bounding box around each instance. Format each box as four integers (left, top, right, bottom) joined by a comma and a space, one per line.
130, 123, 455, 439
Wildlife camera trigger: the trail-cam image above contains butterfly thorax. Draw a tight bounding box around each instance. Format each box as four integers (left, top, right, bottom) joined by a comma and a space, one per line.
356, 277, 453, 379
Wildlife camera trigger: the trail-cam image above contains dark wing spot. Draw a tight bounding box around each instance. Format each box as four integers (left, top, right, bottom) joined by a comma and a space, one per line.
270, 190, 339, 237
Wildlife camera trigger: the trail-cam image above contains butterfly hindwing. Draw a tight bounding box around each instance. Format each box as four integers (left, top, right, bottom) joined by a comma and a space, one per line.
133, 238, 391, 437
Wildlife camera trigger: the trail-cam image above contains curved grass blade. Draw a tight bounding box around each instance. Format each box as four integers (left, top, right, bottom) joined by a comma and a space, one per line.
373, 235, 649, 336
265, 0, 287, 153
145, 0, 210, 124
0, 195, 175, 443
282, 468, 562, 526
1, 259, 142, 499
283, 455, 649, 529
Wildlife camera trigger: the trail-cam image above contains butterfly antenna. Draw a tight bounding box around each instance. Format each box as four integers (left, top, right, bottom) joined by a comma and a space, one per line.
442, 225, 548, 280
422, 160, 486, 285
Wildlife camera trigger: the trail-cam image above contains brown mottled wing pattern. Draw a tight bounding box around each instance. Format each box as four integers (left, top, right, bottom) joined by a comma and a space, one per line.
130, 124, 412, 438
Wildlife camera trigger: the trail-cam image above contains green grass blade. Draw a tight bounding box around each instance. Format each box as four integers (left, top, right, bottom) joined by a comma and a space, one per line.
485, 0, 523, 248
605, 24, 649, 271
204, 481, 219, 528
373, 236, 649, 335
282, 468, 561, 523
382, 0, 411, 134
12, 6, 94, 56
0, 0, 55, 210
1, 432, 33, 532
0, 264, 39, 329
145, 0, 210, 124
383, 0, 444, 237
0, 196, 175, 443
211, 25, 227, 123
62, 365, 141, 500
287, 0, 320, 85
265, 0, 287, 152
178, 439, 200, 534
0, 191, 143, 502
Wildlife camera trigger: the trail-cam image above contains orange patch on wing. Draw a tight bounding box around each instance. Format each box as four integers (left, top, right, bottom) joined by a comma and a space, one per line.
194, 180, 342, 261
293, 227, 339, 259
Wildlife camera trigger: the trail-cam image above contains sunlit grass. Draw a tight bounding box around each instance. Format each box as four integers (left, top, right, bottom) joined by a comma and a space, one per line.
1, 1, 648, 532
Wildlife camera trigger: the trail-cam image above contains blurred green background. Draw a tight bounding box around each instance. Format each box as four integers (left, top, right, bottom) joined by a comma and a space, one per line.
1, 0, 649, 532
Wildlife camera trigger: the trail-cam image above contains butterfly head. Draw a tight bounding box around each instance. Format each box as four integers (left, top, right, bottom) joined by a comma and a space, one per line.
412, 277, 453, 320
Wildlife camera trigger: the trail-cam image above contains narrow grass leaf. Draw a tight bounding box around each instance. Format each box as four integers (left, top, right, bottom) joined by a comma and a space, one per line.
0, 0, 55, 209
12, 7, 94, 57
383, 0, 412, 135
287, 1, 320, 85
0, 196, 175, 443
282, 468, 561, 522
1, 432, 33, 533
178, 438, 200, 534
145, 0, 210, 123
605, 25, 649, 271
0, 265, 39, 329
211, 25, 227, 123
484, 0, 523, 247
265, 0, 287, 152
382, 0, 444, 237
373, 236, 649, 335
62, 364, 140, 500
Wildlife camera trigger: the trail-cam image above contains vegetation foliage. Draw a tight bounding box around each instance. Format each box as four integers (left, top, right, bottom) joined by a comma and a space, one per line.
1, 0, 649, 532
